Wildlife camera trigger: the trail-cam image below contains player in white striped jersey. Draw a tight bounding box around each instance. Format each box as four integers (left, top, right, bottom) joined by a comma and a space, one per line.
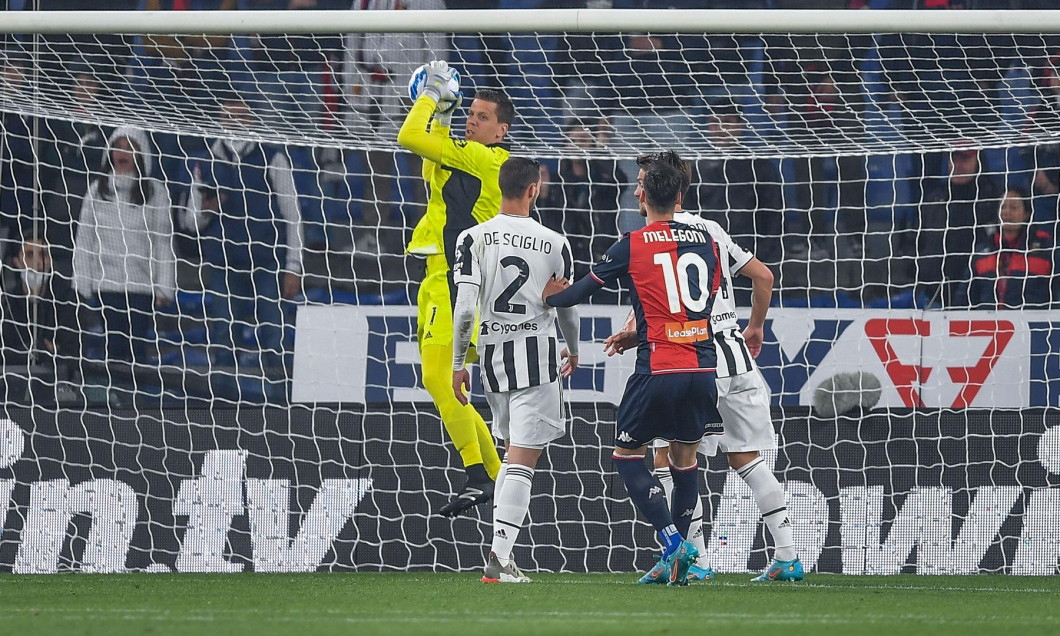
451, 157, 581, 583
605, 150, 803, 583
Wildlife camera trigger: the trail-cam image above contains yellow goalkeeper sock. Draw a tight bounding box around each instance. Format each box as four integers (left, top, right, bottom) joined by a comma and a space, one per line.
420, 343, 500, 479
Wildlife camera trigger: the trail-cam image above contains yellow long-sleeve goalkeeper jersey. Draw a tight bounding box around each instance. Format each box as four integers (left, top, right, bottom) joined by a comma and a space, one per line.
397, 97, 510, 272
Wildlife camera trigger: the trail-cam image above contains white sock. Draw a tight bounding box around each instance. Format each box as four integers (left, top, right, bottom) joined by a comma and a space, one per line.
738, 456, 797, 563
491, 463, 533, 564
493, 459, 508, 516
653, 466, 674, 502
689, 494, 709, 567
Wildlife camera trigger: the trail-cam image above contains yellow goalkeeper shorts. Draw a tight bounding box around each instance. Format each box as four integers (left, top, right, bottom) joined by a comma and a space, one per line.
416, 254, 478, 356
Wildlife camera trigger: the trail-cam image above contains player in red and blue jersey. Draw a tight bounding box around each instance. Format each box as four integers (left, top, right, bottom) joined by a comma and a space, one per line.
543, 159, 723, 586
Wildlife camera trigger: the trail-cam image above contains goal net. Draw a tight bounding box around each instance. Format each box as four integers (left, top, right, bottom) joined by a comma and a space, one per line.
0, 9, 1058, 575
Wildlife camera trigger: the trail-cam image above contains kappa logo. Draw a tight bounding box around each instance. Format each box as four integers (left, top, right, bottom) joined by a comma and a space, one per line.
648, 486, 662, 498
681, 508, 695, 518
617, 431, 634, 443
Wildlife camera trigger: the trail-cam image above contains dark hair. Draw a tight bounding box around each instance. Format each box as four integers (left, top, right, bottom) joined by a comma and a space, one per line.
498, 157, 541, 199
1003, 186, 1031, 215
642, 161, 683, 212
637, 149, 691, 196
473, 88, 516, 128
96, 134, 151, 206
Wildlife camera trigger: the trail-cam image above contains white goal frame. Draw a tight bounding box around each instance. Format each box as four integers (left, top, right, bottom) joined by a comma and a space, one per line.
2, 9, 1060, 36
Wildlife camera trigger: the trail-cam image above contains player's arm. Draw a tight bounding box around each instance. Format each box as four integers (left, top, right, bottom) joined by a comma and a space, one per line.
734, 256, 774, 358
452, 281, 478, 406
398, 96, 446, 163
398, 61, 460, 163
451, 230, 480, 405
544, 237, 629, 308
553, 239, 580, 377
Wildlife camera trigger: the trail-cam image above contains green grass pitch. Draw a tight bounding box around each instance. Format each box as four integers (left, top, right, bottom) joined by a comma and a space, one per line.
1, 572, 1057, 636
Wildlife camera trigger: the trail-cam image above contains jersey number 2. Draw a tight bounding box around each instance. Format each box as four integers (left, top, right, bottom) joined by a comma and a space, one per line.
653, 252, 711, 313
493, 256, 530, 315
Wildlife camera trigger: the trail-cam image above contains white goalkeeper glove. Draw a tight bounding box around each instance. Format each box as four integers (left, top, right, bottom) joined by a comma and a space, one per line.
434, 90, 463, 128
420, 60, 457, 105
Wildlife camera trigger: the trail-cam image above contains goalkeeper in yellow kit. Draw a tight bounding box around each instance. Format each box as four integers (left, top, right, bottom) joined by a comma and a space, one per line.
398, 61, 512, 517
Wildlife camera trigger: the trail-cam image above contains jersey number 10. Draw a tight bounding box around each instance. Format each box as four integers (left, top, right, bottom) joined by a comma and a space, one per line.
653, 252, 712, 313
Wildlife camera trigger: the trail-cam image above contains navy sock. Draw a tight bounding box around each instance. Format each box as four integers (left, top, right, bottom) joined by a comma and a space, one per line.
614, 453, 678, 555
669, 460, 700, 540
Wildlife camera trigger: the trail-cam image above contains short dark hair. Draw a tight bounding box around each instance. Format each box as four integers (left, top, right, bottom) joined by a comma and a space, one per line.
473, 88, 516, 127
642, 161, 683, 212
498, 157, 540, 199
637, 149, 691, 197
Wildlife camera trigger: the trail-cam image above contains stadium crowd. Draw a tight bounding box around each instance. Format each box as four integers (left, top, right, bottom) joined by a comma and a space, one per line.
0, 0, 1059, 406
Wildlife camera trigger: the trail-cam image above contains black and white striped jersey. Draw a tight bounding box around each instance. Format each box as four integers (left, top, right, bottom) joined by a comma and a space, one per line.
673, 211, 756, 378
454, 214, 573, 392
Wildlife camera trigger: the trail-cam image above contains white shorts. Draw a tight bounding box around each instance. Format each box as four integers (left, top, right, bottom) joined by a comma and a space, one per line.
652, 369, 775, 457
486, 381, 565, 450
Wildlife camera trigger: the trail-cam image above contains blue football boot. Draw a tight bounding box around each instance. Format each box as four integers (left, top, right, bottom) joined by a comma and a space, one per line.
687, 563, 716, 581
667, 540, 700, 587
636, 554, 671, 585
751, 558, 804, 582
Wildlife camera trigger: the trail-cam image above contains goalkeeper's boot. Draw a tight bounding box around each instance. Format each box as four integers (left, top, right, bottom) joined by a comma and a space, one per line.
636, 554, 671, 585
687, 562, 716, 582
667, 540, 700, 587
482, 552, 531, 583
438, 463, 494, 517
751, 557, 804, 582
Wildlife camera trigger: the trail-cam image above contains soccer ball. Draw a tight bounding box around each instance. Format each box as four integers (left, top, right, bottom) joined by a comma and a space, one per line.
407, 63, 461, 102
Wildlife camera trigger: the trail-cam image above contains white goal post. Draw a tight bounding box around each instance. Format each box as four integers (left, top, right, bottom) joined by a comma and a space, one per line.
2, 9, 1060, 35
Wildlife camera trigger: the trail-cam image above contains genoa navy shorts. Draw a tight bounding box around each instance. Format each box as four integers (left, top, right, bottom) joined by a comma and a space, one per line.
614, 372, 722, 450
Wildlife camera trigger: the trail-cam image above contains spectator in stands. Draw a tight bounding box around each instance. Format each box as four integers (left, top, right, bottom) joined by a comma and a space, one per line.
335, 0, 446, 255
916, 144, 1003, 307
0, 235, 79, 372
599, 29, 696, 232
549, 116, 626, 278
182, 90, 303, 394
130, 0, 234, 112
0, 50, 38, 264
685, 100, 784, 268
72, 127, 176, 366
230, 1, 342, 128
790, 61, 867, 261
1029, 54, 1060, 223
40, 64, 111, 277
969, 187, 1054, 309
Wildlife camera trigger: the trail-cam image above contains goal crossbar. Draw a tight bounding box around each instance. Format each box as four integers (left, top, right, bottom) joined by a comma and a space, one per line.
2, 9, 1060, 36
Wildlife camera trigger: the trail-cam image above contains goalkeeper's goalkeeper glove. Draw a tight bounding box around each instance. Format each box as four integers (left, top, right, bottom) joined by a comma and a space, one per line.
420, 60, 457, 105
434, 90, 463, 129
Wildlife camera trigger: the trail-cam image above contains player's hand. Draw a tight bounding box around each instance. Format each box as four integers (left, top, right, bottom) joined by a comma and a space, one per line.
560, 347, 578, 378
603, 329, 637, 356
421, 60, 456, 104
743, 325, 764, 358
434, 90, 463, 128
453, 368, 471, 406
542, 275, 569, 305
